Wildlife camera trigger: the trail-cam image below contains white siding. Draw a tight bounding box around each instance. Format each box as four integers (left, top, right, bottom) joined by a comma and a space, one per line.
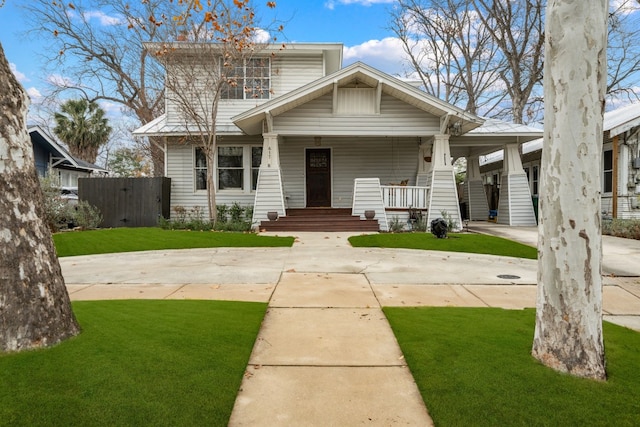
279, 137, 419, 209
274, 93, 440, 136
496, 174, 511, 223
164, 54, 327, 132
352, 178, 388, 231
252, 169, 286, 225
166, 136, 262, 219
272, 55, 326, 95
497, 173, 537, 226
466, 180, 489, 220
427, 169, 461, 229
336, 88, 376, 114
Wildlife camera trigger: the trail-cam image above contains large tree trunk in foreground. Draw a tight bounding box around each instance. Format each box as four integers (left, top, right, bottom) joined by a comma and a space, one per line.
532, 0, 607, 380
0, 43, 80, 353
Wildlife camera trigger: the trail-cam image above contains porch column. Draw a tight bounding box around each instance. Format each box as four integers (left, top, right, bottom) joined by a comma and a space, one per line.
426, 134, 462, 230
252, 133, 286, 227
465, 155, 489, 220
497, 143, 537, 226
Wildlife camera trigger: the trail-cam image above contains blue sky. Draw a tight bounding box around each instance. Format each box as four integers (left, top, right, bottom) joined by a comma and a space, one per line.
0, 0, 407, 108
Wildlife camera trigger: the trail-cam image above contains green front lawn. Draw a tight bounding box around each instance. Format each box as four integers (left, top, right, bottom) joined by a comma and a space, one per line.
53, 227, 295, 257
0, 300, 267, 427
349, 232, 537, 259
385, 307, 640, 426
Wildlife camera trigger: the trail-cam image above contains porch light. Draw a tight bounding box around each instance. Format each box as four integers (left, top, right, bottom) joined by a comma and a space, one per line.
314, 137, 322, 146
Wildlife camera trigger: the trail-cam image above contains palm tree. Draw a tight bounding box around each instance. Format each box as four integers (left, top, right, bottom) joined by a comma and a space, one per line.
53, 99, 112, 164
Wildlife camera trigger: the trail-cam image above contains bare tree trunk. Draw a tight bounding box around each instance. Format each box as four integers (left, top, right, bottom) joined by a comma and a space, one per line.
532, 0, 607, 380
0, 43, 80, 353
206, 145, 218, 223
150, 138, 165, 177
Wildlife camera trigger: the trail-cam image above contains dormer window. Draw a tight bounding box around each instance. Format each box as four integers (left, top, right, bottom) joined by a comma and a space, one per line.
221, 57, 270, 100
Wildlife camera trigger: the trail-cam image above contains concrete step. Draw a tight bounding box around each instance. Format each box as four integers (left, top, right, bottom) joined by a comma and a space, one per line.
259, 215, 379, 232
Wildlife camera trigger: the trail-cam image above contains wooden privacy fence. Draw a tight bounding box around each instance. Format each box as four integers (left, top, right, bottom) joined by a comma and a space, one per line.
78, 177, 171, 228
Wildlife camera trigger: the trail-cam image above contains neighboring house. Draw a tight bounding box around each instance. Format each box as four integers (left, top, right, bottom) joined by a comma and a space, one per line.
480, 102, 640, 221
30, 125, 108, 186
134, 42, 543, 231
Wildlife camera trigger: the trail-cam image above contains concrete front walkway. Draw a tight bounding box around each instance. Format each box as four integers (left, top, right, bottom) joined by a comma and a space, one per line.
228, 271, 433, 426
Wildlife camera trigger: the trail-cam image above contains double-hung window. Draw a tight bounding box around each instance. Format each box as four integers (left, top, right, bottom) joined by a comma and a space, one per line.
251, 146, 262, 190
195, 146, 263, 192
603, 149, 613, 193
218, 147, 244, 190
195, 148, 208, 190
221, 58, 270, 100
532, 165, 539, 196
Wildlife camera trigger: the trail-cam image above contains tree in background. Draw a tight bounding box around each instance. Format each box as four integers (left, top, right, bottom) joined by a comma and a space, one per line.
23, 0, 175, 175
0, 41, 80, 353
390, 0, 504, 116
152, 0, 281, 223
393, 0, 640, 123
606, 0, 640, 104
107, 146, 150, 177
471, 0, 545, 124
54, 98, 112, 164
532, 0, 608, 380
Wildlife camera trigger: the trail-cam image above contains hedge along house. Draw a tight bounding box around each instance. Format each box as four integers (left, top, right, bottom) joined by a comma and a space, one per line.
134, 42, 543, 231
480, 102, 640, 221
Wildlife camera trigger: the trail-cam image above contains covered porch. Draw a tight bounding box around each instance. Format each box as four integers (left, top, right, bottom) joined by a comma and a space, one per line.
232, 63, 542, 231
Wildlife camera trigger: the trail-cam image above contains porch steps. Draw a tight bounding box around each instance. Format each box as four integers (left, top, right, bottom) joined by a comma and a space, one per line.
259, 208, 379, 232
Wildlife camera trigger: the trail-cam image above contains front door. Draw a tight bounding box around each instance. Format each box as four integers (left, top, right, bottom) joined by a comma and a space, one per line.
306, 148, 331, 207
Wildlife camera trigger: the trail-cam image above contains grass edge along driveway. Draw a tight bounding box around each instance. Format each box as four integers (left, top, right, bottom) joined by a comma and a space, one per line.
349, 232, 537, 259
53, 227, 295, 257
54, 227, 537, 259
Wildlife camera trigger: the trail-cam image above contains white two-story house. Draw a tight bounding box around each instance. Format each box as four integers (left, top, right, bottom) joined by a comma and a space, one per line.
134, 42, 542, 231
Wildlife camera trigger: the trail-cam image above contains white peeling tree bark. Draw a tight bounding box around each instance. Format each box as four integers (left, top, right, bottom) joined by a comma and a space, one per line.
532, 0, 607, 380
0, 43, 80, 353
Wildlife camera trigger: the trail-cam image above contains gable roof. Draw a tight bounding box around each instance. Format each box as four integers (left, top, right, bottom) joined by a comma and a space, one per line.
29, 125, 108, 174
232, 61, 485, 135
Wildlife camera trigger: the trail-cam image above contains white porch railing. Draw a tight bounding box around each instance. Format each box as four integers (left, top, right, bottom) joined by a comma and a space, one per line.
381, 185, 429, 209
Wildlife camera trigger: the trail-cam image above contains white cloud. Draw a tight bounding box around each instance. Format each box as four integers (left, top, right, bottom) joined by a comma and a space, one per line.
9, 63, 28, 83
26, 87, 42, 100
253, 28, 271, 44
46, 74, 75, 88
325, 0, 394, 10
343, 37, 410, 77
99, 101, 124, 118
82, 10, 122, 26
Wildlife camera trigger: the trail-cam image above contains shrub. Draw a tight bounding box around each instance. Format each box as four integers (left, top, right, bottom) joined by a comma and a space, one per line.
388, 215, 405, 233
39, 176, 101, 231
72, 201, 103, 230
161, 204, 253, 232
602, 218, 640, 240
39, 175, 70, 231
214, 203, 253, 232
160, 206, 214, 231
440, 210, 459, 232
